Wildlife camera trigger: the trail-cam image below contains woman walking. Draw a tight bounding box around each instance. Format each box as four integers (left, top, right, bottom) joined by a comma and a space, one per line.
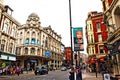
69, 67, 74, 80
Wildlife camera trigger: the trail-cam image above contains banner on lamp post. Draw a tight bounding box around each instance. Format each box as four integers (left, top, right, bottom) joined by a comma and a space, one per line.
73, 27, 84, 51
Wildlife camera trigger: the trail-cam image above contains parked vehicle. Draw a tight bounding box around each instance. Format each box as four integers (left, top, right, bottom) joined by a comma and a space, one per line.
61, 66, 67, 71
48, 66, 53, 71
34, 66, 48, 75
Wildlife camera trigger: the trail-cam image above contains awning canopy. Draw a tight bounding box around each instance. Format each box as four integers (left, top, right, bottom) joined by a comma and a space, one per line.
29, 60, 38, 63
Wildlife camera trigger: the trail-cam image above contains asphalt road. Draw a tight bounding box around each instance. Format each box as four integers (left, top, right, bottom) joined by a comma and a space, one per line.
0, 70, 69, 80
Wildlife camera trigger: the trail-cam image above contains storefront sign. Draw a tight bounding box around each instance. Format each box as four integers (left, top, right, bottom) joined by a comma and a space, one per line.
1, 55, 8, 60
1, 54, 16, 61
9, 56, 16, 61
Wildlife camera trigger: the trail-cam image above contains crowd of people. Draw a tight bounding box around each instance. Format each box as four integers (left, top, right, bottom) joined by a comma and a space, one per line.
0, 65, 23, 76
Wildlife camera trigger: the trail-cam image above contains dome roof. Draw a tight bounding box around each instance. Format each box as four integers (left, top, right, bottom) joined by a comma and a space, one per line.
28, 13, 40, 19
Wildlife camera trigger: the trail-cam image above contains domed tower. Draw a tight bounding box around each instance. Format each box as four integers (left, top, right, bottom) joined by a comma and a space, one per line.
26, 13, 41, 28
16, 13, 43, 69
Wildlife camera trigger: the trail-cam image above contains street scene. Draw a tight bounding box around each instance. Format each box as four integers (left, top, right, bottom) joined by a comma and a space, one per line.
0, 0, 120, 80
0, 69, 103, 80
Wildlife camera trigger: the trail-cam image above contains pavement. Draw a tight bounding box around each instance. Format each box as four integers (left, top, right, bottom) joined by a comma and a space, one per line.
82, 70, 103, 80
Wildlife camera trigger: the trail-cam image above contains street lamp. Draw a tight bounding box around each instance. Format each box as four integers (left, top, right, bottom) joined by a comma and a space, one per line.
68, 0, 73, 65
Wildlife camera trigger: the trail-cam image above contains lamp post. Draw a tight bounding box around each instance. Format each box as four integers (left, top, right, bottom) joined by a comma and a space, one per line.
68, 0, 73, 65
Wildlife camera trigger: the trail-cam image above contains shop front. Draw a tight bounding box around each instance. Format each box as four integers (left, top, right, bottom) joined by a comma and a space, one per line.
0, 52, 16, 74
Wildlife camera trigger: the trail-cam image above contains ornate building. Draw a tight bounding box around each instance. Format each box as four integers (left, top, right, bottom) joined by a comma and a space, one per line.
43, 26, 62, 69
101, 0, 120, 75
0, 3, 20, 67
86, 11, 108, 72
16, 13, 62, 70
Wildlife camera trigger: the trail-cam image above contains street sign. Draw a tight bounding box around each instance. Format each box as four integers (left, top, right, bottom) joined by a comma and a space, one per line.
45, 51, 51, 57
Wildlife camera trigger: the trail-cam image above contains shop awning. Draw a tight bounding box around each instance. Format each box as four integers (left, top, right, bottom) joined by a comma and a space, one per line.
29, 60, 38, 63
99, 56, 105, 62
86, 59, 96, 64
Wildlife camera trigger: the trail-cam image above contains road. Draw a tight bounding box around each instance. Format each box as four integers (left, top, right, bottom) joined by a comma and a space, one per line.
0, 70, 69, 80
0, 70, 100, 80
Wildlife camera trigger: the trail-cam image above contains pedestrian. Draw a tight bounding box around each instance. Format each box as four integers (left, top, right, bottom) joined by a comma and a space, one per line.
76, 66, 82, 80
16, 66, 20, 76
69, 66, 74, 80
34, 69, 37, 75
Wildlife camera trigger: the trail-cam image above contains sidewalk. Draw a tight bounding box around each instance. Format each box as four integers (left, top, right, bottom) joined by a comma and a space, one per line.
82, 70, 103, 80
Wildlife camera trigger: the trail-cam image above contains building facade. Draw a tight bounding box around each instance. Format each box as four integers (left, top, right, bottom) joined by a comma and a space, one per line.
86, 11, 108, 72
64, 47, 72, 67
43, 26, 62, 69
101, 0, 120, 75
16, 13, 62, 70
0, 3, 20, 67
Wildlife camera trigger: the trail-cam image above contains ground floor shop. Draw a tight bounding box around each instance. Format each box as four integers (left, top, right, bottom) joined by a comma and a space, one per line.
16, 56, 62, 71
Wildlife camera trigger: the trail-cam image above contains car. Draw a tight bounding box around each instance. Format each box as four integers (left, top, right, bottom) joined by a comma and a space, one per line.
61, 66, 67, 71
48, 66, 53, 71
34, 66, 48, 75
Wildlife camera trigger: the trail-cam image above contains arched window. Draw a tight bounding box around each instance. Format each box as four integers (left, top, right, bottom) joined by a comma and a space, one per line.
32, 31, 36, 36
3, 23, 8, 33
27, 31, 29, 34
0, 40, 5, 51
9, 43, 13, 53
11, 28, 15, 37
25, 38, 29, 44
27, 31, 30, 36
25, 48, 28, 54
37, 40, 40, 45
31, 48, 35, 54
31, 38, 35, 44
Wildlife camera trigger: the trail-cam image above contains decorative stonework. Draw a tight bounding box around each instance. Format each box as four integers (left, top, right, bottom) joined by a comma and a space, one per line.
26, 13, 41, 28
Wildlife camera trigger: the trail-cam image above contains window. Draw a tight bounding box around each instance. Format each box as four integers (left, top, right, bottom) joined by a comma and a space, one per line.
31, 38, 35, 44
37, 49, 40, 55
27, 31, 30, 36
0, 40, 5, 51
9, 43, 13, 53
7, 8, 12, 15
37, 40, 40, 46
99, 46, 104, 54
96, 22, 101, 30
90, 24, 92, 30
20, 39, 22, 44
1, 44, 4, 51
25, 38, 29, 44
20, 32, 22, 36
31, 48, 35, 54
3, 23, 8, 33
98, 34, 102, 41
27, 31, 29, 34
25, 48, 28, 54
32, 31, 35, 36
11, 28, 15, 37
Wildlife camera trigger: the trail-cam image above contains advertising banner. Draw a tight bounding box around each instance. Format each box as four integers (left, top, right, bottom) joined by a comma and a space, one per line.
73, 27, 84, 51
